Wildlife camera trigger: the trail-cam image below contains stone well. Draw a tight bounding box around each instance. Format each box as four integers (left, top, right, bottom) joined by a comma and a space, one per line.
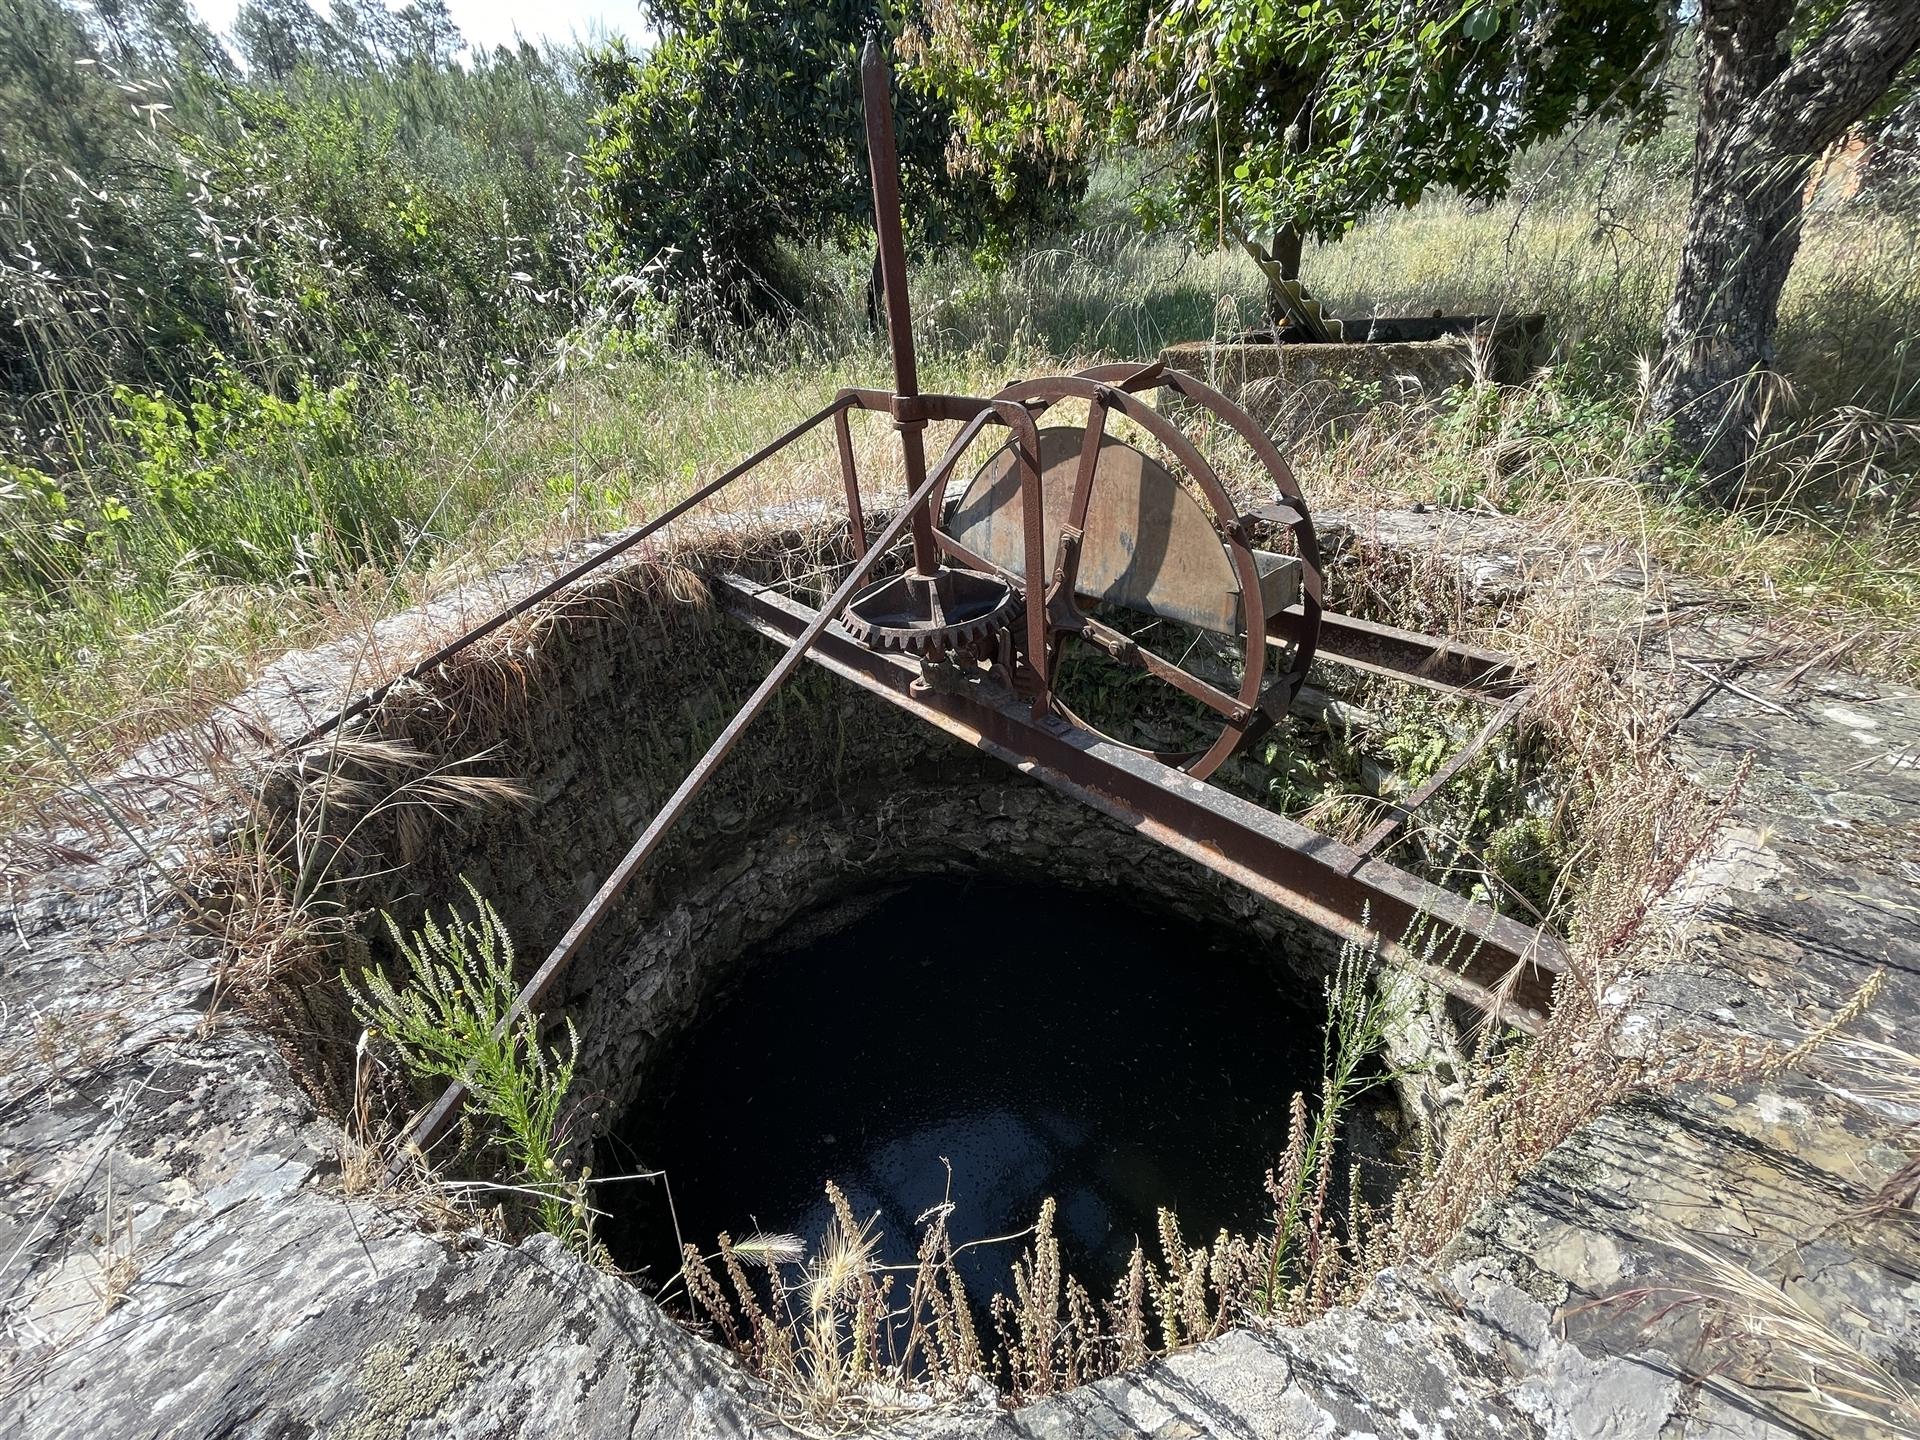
3, 503, 1915, 1439
272, 516, 1360, 1139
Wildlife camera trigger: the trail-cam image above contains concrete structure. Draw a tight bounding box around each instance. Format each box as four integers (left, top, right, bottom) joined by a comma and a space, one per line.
1162, 315, 1549, 439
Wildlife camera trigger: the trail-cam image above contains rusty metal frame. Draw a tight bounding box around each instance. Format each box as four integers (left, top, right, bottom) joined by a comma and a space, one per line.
378, 536, 1552, 1161
395, 398, 1045, 1158
368, 41, 1559, 1163
718, 575, 1561, 1025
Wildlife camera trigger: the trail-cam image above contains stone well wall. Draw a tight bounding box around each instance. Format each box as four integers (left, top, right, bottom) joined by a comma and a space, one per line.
272, 535, 1352, 1134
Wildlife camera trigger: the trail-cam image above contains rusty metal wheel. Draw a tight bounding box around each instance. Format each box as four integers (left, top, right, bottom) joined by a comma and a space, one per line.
936, 368, 1320, 779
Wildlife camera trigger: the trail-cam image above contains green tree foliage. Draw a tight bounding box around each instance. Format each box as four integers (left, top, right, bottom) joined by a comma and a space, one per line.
231, 0, 468, 80
183, 57, 592, 374
906, 0, 1673, 259
232, 0, 345, 81
584, 0, 1082, 323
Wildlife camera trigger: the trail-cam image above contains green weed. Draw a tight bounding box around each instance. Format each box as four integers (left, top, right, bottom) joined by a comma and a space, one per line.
344, 880, 586, 1247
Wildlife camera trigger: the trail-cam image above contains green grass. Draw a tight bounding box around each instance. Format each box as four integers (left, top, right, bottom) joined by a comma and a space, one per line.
4, 172, 1918, 832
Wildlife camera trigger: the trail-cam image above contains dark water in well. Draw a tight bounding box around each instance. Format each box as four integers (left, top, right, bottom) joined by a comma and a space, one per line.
600, 874, 1329, 1311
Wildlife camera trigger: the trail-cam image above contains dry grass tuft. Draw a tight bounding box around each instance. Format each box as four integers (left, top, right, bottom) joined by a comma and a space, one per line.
1588, 1234, 1920, 1439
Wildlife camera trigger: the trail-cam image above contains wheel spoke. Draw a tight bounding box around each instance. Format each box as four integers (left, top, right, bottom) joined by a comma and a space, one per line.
1051, 394, 1110, 604
1075, 615, 1246, 720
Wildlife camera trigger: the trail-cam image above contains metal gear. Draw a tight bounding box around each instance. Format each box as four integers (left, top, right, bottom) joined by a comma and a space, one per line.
840, 566, 1019, 655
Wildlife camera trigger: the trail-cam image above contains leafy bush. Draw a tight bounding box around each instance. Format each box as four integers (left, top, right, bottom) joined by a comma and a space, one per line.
100, 368, 424, 583
0, 367, 423, 762
584, 1, 1082, 328
0, 0, 593, 447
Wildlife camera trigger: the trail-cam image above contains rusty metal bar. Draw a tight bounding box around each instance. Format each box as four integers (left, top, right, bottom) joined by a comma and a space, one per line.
398, 405, 1011, 1163
1347, 685, 1535, 867
288, 393, 858, 752
861, 39, 939, 584
1075, 613, 1247, 718
1280, 608, 1523, 700
718, 575, 1565, 1030
833, 403, 867, 561
1053, 391, 1110, 605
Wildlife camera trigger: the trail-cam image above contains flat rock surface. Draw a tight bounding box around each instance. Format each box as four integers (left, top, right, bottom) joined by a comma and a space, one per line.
3, 516, 1915, 1437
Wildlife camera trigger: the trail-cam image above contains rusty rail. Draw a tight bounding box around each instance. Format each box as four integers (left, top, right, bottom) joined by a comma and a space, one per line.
397, 401, 1035, 1162
1346, 685, 1536, 867
1283, 609, 1522, 700
719, 575, 1565, 1030
288, 393, 860, 753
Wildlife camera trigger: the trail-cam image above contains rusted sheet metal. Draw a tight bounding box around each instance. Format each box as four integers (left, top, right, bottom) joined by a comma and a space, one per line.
979, 375, 1286, 778
948, 426, 1302, 636
718, 574, 1566, 1030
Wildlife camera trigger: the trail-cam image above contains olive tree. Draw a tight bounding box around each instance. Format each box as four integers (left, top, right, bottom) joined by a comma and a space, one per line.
1654, 0, 1920, 487
905, 0, 1672, 329
909, 0, 1920, 489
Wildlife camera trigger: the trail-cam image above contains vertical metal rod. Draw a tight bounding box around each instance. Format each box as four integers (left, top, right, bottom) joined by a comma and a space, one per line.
833, 404, 867, 561
1055, 394, 1111, 600
860, 38, 939, 582
1017, 423, 1051, 713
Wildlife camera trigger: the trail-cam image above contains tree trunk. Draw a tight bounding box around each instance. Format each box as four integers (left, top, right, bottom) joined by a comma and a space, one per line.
1653, 0, 1920, 497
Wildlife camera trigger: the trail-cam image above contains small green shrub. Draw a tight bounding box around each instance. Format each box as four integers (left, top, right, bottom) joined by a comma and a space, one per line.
345, 881, 585, 1245
99, 367, 422, 586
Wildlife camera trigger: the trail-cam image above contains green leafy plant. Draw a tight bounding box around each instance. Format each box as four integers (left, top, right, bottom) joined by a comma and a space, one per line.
344, 881, 585, 1244
904, 0, 1671, 308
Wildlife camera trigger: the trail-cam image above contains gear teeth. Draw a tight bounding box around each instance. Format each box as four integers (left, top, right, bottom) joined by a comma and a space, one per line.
841, 567, 1020, 656
842, 605, 1020, 655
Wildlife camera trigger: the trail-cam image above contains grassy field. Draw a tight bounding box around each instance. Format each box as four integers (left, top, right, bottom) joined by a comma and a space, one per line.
4, 166, 1918, 834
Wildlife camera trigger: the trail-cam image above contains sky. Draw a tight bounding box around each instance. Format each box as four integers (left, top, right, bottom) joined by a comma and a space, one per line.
187, 0, 647, 55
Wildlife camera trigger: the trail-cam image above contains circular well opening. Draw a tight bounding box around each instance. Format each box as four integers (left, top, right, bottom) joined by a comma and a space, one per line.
598, 869, 1399, 1319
